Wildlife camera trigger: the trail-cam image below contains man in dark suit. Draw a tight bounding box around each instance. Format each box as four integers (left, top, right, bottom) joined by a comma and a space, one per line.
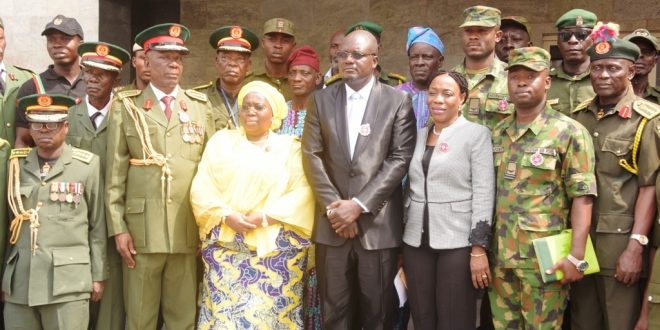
302, 30, 416, 330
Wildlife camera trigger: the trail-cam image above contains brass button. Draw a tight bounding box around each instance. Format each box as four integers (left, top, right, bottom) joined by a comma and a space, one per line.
649, 295, 654, 302
37, 202, 43, 207
41, 182, 46, 186
166, 132, 171, 137
5, 123, 10, 127
69, 257, 73, 261
167, 153, 172, 158
167, 199, 172, 204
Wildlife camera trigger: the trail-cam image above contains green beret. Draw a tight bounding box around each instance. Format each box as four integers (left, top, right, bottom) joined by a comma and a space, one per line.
588, 37, 640, 62
346, 21, 383, 39
555, 9, 597, 29
78, 42, 130, 72
459, 6, 501, 28
209, 26, 259, 53
507, 47, 551, 71
263, 18, 295, 37
19, 94, 76, 123
135, 23, 190, 54
624, 29, 659, 52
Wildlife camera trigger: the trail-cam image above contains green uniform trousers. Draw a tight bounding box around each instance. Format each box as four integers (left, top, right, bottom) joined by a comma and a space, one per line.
570, 274, 640, 330
123, 253, 197, 330
489, 267, 567, 330
4, 299, 89, 330
90, 242, 124, 330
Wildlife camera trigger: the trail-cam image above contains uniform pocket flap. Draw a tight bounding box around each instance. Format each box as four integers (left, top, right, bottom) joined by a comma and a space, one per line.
601, 137, 632, 156
596, 214, 633, 234
125, 198, 145, 214
66, 135, 83, 147
53, 247, 90, 266
19, 186, 33, 198
521, 149, 557, 170
517, 213, 564, 232
450, 200, 472, 213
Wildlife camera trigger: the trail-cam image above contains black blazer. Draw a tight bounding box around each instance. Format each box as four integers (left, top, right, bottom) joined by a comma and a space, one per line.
302, 79, 416, 249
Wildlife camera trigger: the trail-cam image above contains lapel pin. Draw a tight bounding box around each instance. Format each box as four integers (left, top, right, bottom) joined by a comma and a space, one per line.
359, 123, 371, 136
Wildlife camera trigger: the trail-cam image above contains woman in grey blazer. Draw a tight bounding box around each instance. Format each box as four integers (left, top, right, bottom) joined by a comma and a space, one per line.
403, 70, 495, 330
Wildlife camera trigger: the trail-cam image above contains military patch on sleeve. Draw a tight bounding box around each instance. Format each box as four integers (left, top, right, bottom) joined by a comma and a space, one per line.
185, 89, 209, 102
71, 148, 95, 164
192, 81, 213, 90
387, 72, 408, 83
10, 148, 31, 159
325, 73, 342, 86
572, 97, 595, 113
117, 89, 142, 100
632, 99, 660, 119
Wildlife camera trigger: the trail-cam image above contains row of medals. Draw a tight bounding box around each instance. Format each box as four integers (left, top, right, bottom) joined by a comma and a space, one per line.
50, 182, 84, 205
179, 111, 204, 144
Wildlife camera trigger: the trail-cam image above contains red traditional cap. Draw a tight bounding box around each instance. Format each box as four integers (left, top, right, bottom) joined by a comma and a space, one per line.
287, 45, 320, 72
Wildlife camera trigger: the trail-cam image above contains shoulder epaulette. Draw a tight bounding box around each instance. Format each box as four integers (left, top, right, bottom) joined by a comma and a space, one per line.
185, 89, 209, 102
10, 148, 31, 159
71, 148, 95, 164
192, 81, 213, 90
572, 97, 595, 113
117, 89, 142, 100
325, 73, 342, 86
632, 99, 660, 120
387, 72, 408, 83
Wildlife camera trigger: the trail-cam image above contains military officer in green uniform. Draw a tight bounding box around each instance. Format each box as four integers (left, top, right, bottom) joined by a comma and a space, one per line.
489, 47, 597, 329
67, 41, 130, 330
0, 17, 34, 146
2, 93, 105, 329
249, 18, 295, 100
193, 25, 259, 130
453, 6, 511, 131
105, 23, 214, 330
624, 29, 660, 104
547, 9, 597, 115
570, 29, 660, 330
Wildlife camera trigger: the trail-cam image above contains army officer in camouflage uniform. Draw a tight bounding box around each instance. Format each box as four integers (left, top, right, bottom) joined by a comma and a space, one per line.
3, 93, 105, 329
67, 41, 130, 330
489, 47, 597, 329
570, 28, 660, 330
105, 23, 214, 330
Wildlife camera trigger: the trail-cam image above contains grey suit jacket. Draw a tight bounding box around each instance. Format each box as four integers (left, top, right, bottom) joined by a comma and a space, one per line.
302, 79, 416, 250
404, 116, 495, 249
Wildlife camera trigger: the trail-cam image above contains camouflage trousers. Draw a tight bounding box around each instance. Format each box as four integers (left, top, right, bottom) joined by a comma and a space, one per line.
489, 266, 567, 330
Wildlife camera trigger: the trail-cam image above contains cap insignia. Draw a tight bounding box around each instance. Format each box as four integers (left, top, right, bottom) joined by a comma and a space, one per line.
230, 26, 243, 39
634, 30, 650, 37
54, 18, 62, 25
595, 41, 611, 54
96, 44, 109, 57
576, 16, 584, 27
169, 25, 181, 38
37, 95, 52, 107
276, 20, 284, 28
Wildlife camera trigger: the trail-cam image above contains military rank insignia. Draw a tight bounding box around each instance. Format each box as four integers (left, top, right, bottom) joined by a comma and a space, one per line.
181, 122, 204, 144
50, 182, 84, 205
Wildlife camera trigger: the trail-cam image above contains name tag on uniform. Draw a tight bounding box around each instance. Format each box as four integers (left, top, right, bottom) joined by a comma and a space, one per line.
468, 98, 480, 115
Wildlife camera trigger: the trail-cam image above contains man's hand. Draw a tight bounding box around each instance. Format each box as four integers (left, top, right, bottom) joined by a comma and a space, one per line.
91, 281, 105, 302
225, 213, 257, 234
615, 243, 643, 286
547, 258, 584, 285
115, 232, 137, 269
336, 222, 359, 239
327, 200, 363, 233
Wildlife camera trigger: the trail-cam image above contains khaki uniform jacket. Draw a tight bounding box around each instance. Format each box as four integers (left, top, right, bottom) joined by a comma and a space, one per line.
2, 145, 106, 306
66, 102, 110, 173
192, 80, 239, 131
547, 64, 595, 115
248, 70, 293, 100
572, 87, 660, 276
0, 65, 33, 145
105, 85, 214, 254
0, 140, 10, 274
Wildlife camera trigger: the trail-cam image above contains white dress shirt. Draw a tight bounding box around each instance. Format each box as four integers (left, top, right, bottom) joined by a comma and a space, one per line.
0, 62, 6, 84
345, 76, 374, 159
85, 95, 112, 129
150, 83, 180, 113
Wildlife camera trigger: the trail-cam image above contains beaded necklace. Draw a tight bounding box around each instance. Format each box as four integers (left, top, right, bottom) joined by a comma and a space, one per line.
277, 101, 306, 138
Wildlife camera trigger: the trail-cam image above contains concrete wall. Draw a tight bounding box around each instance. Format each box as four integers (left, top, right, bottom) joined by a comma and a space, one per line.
1, 0, 99, 71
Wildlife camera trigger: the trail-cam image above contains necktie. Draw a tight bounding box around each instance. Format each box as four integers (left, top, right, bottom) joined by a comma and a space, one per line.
161, 96, 174, 121
0, 70, 5, 96
90, 112, 103, 130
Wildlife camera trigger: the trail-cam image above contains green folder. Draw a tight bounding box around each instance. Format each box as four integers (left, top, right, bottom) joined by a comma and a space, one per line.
532, 229, 600, 283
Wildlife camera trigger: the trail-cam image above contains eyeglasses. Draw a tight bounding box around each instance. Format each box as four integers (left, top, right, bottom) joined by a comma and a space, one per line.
558, 30, 591, 42
30, 122, 62, 131
240, 104, 269, 113
335, 51, 377, 60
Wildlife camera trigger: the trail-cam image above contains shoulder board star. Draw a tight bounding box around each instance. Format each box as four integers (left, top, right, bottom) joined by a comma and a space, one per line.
572, 97, 595, 113
117, 89, 142, 100
185, 89, 209, 102
192, 81, 213, 90
325, 73, 342, 86
10, 148, 31, 159
387, 72, 408, 83
632, 99, 660, 120
71, 148, 95, 164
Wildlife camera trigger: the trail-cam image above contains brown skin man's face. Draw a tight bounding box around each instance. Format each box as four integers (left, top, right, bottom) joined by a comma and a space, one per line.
145, 50, 183, 91
631, 40, 658, 76
132, 50, 151, 83
462, 26, 502, 60
590, 58, 635, 104
83, 66, 118, 101
46, 31, 82, 66
215, 50, 251, 86
30, 121, 69, 151
338, 31, 379, 90
408, 42, 443, 88
261, 33, 295, 65
556, 28, 592, 65
288, 64, 321, 97
507, 66, 551, 109
496, 25, 531, 62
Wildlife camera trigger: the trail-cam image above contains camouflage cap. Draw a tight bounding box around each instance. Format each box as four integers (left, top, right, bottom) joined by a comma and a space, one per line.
555, 9, 597, 29
501, 16, 530, 35
506, 47, 551, 71
588, 37, 640, 62
19, 94, 76, 123
624, 29, 658, 52
346, 21, 384, 39
263, 18, 295, 37
460, 6, 501, 28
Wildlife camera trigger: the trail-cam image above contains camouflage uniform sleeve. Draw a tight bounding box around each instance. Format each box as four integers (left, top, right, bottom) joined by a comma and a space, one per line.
85, 155, 108, 281
562, 122, 597, 198
636, 116, 660, 186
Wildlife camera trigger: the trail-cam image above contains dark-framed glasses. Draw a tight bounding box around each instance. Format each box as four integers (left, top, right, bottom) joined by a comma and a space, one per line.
336, 51, 377, 60
558, 30, 591, 42
30, 122, 62, 131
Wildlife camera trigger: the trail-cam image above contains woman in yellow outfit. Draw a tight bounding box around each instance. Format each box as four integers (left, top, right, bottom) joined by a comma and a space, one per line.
191, 81, 315, 329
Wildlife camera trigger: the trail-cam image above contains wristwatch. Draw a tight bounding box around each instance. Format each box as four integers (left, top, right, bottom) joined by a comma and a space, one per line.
567, 254, 589, 273
630, 234, 649, 246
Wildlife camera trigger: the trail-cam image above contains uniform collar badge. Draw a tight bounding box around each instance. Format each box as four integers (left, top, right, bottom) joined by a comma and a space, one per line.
144, 99, 153, 111
618, 105, 632, 119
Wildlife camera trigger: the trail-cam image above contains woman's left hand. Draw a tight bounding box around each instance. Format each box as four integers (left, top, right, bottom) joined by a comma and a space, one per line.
470, 246, 491, 289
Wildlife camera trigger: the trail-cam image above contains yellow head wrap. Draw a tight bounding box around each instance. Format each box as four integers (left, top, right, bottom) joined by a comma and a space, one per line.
237, 81, 288, 130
